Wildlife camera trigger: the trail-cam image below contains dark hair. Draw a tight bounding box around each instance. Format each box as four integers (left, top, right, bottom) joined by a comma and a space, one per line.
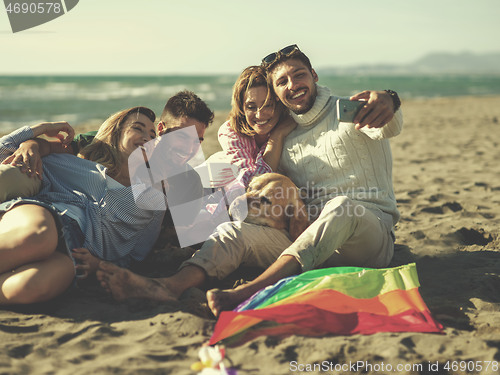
78, 106, 156, 178
265, 49, 314, 76
160, 90, 214, 128
228, 65, 277, 137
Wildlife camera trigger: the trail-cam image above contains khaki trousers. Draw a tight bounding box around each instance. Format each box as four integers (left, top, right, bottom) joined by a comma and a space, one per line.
182, 196, 395, 279
0, 165, 42, 203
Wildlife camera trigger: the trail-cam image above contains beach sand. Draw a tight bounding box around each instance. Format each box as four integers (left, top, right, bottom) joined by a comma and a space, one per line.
1, 96, 500, 375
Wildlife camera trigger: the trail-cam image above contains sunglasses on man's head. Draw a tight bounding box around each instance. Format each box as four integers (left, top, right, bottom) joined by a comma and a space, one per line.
261, 44, 300, 66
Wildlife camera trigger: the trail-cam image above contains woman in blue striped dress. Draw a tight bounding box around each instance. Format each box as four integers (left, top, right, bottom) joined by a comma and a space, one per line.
0, 107, 166, 304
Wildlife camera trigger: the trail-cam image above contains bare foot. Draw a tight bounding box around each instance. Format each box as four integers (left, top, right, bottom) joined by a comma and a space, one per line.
96, 262, 178, 302
206, 288, 246, 317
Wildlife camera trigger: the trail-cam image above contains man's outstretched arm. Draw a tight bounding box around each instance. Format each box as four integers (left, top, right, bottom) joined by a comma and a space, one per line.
351, 90, 401, 130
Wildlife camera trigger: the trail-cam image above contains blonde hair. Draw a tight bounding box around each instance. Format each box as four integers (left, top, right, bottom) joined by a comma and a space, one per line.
228, 66, 276, 137
78, 106, 155, 178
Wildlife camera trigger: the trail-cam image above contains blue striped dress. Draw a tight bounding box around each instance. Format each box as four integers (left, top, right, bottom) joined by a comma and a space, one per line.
0, 127, 166, 267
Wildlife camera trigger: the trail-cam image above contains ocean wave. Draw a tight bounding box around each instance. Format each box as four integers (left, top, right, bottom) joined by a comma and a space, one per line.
2, 74, 499, 134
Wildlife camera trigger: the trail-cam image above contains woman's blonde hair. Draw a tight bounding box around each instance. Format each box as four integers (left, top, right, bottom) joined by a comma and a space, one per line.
78, 106, 155, 177
228, 66, 276, 137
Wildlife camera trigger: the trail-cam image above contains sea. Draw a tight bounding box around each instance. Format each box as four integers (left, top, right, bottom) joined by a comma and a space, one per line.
2, 74, 500, 133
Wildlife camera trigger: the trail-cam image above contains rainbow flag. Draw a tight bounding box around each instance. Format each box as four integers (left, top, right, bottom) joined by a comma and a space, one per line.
209, 263, 442, 346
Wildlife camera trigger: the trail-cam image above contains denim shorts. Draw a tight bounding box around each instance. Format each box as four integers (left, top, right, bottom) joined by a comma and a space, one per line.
0, 197, 85, 278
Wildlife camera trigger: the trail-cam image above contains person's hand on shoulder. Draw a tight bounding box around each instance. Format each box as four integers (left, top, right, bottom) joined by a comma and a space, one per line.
270, 113, 298, 139
3, 121, 76, 179
350, 90, 396, 130
1, 140, 43, 179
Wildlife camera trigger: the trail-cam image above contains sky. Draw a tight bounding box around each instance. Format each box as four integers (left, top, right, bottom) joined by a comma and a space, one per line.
1, 0, 499, 74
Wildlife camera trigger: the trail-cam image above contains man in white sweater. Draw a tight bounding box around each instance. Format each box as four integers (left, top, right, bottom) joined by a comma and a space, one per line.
205, 45, 403, 315
97, 45, 403, 309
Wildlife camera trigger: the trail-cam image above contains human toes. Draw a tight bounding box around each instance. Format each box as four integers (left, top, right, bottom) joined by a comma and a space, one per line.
95, 270, 110, 290
207, 288, 226, 317
98, 261, 120, 274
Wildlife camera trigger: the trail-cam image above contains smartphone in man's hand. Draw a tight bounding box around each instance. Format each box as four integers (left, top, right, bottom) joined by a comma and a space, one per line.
337, 99, 366, 123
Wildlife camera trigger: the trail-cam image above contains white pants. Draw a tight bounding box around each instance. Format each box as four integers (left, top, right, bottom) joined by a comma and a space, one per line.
182, 196, 395, 279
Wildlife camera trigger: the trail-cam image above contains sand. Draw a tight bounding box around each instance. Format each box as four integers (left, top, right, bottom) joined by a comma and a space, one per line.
1, 96, 500, 375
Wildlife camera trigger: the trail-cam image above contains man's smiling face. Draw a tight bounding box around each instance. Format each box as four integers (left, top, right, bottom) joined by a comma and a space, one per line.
269, 58, 318, 115
162, 116, 206, 167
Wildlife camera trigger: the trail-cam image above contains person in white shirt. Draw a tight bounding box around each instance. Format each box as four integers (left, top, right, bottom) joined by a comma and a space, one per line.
96, 45, 403, 312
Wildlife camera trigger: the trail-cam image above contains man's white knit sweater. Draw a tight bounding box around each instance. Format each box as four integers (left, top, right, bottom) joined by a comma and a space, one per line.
279, 86, 403, 225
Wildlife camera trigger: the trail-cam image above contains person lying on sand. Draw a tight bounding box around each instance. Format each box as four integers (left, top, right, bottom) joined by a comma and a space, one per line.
0, 91, 215, 305
96, 45, 403, 316
0, 91, 212, 209
0, 107, 164, 304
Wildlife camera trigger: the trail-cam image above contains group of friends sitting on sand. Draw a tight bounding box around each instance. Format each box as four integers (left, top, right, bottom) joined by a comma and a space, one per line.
0, 45, 402, 317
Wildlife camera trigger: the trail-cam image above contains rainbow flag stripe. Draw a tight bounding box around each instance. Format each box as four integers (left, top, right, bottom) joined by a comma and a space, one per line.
209, 263, 442, 346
